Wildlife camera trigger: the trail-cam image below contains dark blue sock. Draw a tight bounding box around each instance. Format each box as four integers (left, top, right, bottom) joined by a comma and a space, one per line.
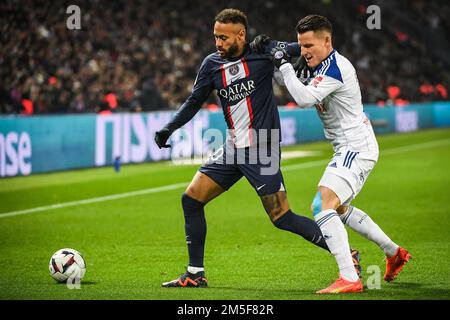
181, 193, 206, 268
273, 210, 330, 252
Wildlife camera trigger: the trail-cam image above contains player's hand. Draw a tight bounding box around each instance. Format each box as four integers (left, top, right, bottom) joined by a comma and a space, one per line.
249, 34, 271, 54
270, 46, 290, 69
293, 55, 312, 81
293, 55, 307, 74
154, 128, 171, 149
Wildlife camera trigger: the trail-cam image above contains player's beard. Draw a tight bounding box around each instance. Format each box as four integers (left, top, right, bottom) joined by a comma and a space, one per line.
221, 41, 240, 60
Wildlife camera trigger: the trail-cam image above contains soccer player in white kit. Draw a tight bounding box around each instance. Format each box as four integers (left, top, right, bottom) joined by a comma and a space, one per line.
265, 15, 411, 293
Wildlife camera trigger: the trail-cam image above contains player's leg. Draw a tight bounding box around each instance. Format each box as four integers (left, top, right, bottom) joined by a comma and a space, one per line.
312, 185, 363, 293
184, 171, 226, 267
334, 149, 411, 282
258, 187, 362, 276
334, 150, 400, 258
239, 154, 331, 251
163, 144, 243, 288
162, 172, 225, 288
337, 204, 411, 282
259, 190, 330, 251
338, 204, 399, 258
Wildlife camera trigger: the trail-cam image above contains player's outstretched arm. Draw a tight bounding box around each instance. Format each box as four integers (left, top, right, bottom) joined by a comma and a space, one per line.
154, 101, 202, 149
154, 57, 213, 149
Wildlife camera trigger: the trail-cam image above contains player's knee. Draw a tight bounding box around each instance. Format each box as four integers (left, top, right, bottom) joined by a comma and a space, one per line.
184, 183, 198, 199
336, 205, 349, 215
184, 185, 210, 205
310, 191, 322, 216
313, 187, 340, 213
185, 172, 224, 203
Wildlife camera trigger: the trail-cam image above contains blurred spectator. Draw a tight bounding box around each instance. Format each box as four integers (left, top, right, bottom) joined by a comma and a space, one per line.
0, 0, 449, 115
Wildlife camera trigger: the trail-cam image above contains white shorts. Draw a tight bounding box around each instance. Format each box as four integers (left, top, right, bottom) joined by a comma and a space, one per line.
318, 147, 378, 205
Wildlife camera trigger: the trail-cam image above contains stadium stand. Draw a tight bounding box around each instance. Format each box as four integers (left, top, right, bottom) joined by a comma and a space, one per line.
1, 0, 449, 115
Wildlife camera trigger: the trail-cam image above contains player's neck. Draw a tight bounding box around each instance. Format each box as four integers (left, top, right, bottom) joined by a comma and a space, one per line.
324, 47, 334, 59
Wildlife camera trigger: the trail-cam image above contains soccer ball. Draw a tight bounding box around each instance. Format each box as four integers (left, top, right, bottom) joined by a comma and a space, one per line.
49, 248, 86, 283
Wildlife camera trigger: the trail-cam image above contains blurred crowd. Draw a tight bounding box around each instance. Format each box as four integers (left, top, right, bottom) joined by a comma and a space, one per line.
1, 0, 449, 115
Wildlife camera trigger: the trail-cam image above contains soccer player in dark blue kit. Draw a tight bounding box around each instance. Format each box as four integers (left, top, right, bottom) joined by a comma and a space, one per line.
155, 8, 360, 287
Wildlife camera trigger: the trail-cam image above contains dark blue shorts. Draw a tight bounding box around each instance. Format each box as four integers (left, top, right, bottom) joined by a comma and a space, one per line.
199, 140, 285, 196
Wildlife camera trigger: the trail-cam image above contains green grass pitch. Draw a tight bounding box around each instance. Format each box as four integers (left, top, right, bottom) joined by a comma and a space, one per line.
0, 128, 449, 300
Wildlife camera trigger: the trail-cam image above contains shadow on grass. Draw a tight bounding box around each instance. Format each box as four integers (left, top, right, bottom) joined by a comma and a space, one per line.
79, 281, 97, 286
209, 286, 374, 298
211, 286, 313, 295
380, 282, 450, 299
210, 282, 450, 299
54, 281, 98, 286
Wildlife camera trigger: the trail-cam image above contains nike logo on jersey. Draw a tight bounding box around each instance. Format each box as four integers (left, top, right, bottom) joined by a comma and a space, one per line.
256, 184, 266, 191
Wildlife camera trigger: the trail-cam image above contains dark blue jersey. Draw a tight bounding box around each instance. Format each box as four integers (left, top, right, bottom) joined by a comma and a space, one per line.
166, 41, 299, 148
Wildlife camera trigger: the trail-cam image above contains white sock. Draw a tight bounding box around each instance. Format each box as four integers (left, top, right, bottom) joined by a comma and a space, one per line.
187, 266, 204, 274
315, 209, 359, 282
340, 206, 399, 257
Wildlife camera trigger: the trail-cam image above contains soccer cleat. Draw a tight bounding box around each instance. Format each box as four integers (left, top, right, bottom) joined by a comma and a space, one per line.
351, 249, 363, 278
384, 247, 412, 282
162, 270, 208, 288
316, 276, 363, 294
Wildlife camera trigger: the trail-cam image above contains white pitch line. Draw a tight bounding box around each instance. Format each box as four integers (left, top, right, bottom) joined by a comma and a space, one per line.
0, 182, 189, 219
283, 159, 329, 172
1, 137, 449, 219
283, 138, 450, 171
380, 138, 450, 155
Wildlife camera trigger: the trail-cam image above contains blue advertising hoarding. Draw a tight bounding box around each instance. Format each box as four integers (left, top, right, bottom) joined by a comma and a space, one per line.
1, 102, 449, 177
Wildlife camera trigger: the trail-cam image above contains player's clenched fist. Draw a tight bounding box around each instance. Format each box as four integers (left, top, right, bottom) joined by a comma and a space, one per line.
249, 34, 271, 53
270, 46, 290, 69
154, 128, 171, 149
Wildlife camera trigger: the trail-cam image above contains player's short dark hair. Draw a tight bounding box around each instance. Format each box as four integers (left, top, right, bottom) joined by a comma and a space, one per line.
295, 15, 332, 35
215, 8, 248, 31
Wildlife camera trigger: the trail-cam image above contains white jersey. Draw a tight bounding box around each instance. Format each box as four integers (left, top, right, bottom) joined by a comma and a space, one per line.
279, 49, 378, 154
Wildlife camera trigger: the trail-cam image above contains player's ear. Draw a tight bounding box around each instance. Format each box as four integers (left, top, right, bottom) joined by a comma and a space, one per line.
324, 34, 332, 47
238, 28, 246, 42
